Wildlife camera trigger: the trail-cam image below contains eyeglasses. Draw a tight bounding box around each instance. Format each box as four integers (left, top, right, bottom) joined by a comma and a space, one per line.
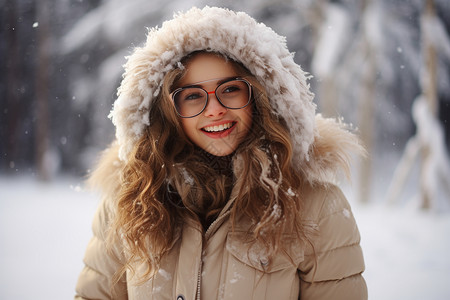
171, 77, 252, 118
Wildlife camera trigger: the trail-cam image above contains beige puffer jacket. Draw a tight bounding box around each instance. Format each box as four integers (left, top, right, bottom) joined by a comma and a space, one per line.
75, 6, 367, 299
75, 117, 367, 300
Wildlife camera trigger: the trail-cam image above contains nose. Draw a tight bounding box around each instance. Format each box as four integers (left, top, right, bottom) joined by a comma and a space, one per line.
203, 92, 227, 117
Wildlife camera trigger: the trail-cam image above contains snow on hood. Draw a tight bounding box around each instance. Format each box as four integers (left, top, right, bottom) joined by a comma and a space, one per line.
110, 6, 316, 164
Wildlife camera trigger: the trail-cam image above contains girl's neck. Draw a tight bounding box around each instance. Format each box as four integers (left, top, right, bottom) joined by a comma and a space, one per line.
194, 147, 234, 178
192, 147, 235, 230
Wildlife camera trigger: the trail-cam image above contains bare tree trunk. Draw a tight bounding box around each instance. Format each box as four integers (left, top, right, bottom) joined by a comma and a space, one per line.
310, 0, 338, 118
309, 0, 327, 47
357, 0, 376, 203
35, 1, 51, 180
419, 0, 438, 209
320, 77, 338, 118
5, 0, 21, 171
422, 0, 438, 116
357, 44, 376, 203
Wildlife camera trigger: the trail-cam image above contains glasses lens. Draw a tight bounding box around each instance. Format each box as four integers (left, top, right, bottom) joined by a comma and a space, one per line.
173, 88, 207, 117
216, 80, 251, 109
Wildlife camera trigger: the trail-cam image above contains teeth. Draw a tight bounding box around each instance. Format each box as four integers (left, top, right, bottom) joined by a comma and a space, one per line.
203, 122, 233, 132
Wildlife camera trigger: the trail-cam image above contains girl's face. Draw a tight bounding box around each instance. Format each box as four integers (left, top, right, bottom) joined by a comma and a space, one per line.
174, 53, 253, 156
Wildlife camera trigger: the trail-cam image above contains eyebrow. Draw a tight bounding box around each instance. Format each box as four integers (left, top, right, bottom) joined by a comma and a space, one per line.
182, 76, 238, 89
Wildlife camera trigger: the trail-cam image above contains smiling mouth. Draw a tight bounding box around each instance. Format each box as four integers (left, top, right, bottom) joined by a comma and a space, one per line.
202, 122, 236, 133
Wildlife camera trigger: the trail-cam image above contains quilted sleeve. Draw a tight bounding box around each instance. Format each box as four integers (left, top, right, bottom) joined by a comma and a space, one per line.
74, 197, 128, 300
298, 185, 368, 300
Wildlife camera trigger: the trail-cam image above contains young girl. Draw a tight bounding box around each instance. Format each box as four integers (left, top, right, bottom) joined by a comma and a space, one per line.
75, 7, 367, 300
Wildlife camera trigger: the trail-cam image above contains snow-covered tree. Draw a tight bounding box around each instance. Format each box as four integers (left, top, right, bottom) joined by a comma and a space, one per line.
387, 0, 450, 209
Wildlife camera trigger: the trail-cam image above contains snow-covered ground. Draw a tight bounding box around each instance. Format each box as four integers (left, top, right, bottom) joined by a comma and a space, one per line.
1, 175, 450, 299
352, 200, 450, 299
0, 176, 98, 299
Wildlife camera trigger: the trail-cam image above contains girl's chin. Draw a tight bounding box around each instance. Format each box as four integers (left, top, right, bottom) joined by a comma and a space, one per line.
201, 142, 236, 156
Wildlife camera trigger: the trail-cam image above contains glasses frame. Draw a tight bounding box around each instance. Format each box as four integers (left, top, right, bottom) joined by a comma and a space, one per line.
170, 77, 253, 118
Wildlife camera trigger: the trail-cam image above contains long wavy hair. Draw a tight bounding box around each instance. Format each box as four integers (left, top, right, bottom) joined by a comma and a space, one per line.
108, 51, 309, 283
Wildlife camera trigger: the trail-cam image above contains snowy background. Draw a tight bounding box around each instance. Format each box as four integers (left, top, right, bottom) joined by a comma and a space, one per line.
1, 0, 450, 299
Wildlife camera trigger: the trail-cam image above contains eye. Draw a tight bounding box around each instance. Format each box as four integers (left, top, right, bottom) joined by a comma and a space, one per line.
178, 88, 206, 101
222, 85, 241, 93
184, 92, 203, 100
220, 81, 244, 94
218, 80, 248, 98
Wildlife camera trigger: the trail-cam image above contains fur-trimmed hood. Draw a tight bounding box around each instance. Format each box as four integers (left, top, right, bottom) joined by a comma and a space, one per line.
104, 6, 363, 186
110, 6, 315, 164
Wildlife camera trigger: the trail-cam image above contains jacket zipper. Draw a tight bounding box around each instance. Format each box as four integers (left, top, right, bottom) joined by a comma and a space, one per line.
196, 259, 202, 300
195, 210, 232, 299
